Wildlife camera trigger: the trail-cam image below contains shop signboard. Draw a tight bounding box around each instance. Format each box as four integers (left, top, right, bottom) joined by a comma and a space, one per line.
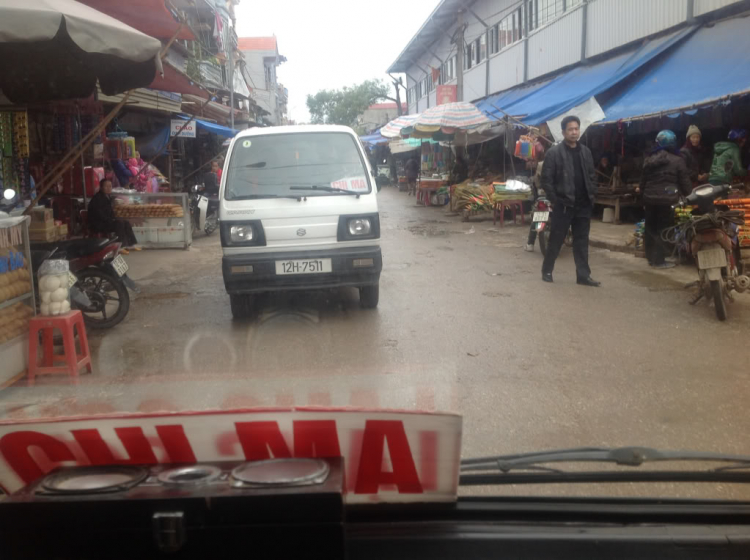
170, 119, 197, 138
437, 85, 457, 105
0, 409, 463, 504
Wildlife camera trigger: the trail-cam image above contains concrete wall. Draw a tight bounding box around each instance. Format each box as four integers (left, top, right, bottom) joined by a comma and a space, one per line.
527, 7, 583, 80
240, 48, 281, 124
586, 0, 688, 58
695, 0, 740, 15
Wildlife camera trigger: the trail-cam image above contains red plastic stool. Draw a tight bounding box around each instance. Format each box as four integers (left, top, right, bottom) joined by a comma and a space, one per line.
493, 200, 526, 227
28, 311, 92, 385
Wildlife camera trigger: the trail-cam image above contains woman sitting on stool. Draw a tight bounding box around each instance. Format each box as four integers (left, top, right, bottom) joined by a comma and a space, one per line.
88, 178, 140, 254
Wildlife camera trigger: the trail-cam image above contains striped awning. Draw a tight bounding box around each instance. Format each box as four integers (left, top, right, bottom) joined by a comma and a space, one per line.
415, 102, 490, 130
380, 114, 421, 138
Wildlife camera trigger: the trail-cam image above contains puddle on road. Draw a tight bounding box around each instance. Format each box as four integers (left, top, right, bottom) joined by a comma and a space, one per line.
619, 270, 685, 292
407, 224, 450, 237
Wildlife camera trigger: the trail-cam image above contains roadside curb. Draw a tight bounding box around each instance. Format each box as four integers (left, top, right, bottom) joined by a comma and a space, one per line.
589, 237, 636, 255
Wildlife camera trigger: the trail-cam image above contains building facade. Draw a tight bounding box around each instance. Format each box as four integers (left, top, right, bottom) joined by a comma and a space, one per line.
389, 0, 745, 115
238, 36, 288, 126
358, 102, 408, 133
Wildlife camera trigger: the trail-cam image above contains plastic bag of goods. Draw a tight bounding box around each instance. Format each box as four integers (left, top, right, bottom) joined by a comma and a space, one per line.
38, 259, 71, 316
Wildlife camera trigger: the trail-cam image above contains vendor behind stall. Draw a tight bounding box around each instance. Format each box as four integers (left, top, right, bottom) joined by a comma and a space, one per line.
595, 154, 614, 184
709, 128, 748, 186
679, 125, 710, 185
88, 179, 140, 253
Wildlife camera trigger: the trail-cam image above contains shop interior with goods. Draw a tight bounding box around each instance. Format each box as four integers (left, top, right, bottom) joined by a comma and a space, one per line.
0, 99, 242, 250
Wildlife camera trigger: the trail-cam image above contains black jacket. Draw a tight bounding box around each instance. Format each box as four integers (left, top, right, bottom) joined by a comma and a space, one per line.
87, 190, 116, 233
540, 142, 597, 207
639, 150, 692, 206
679, 145, 710, 184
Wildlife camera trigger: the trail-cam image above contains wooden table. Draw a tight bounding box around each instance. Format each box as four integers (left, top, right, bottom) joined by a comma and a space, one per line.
417, 178, 448, 206
595, 195, 639, 224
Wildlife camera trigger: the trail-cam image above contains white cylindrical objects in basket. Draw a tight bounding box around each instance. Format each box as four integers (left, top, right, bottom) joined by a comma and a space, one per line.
38, 260, 71, 316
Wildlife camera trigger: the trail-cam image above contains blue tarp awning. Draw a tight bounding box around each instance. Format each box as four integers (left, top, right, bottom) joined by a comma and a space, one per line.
601, 18, 750, 122
178, 115, 238, 138
476, 26, 695, 126
360, 132, 389, 145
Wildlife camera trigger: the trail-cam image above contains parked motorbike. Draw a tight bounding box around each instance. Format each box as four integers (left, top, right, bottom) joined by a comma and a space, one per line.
678, 183, 749, 321
189, 182, 219, 236
533, 197, 573, 256
31, 237, 136, 329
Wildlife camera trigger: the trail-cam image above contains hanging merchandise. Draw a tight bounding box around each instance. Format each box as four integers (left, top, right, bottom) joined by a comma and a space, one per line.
514, 135, 535, 160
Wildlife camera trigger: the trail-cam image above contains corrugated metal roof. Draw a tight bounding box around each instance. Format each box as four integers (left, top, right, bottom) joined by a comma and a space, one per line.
386, 0, 476, 73
97, 86, 182, 113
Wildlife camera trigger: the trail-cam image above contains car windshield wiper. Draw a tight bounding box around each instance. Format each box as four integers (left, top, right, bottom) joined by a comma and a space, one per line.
290, 185, 360, 198
459, 446, 750, 485
227, 194, 304, 201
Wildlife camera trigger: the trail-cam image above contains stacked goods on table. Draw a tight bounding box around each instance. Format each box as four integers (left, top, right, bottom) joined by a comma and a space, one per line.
114, 204, 184, 218
28, 207, 57, 242
0, 301, 33, 344
717, 198, 750, 248
674, 206, 695, 224
0, 248, 32, 304
491, 180, 532, 203
451, 182, 494, 213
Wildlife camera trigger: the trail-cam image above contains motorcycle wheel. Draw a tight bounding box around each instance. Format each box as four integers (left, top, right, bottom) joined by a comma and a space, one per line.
204, 211, 218, 236
75, 268, 131, 329
539, 229, 548, 257
711, 279, 727, 321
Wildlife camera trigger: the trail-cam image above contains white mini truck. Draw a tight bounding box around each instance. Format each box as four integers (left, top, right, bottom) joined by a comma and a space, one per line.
219, 125, 382, 318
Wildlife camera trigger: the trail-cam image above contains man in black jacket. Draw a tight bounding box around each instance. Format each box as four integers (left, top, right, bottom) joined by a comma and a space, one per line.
540, 116, 600, 286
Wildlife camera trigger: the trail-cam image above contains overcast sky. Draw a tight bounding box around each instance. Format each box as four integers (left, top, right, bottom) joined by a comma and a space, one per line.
234, 0, 440, 123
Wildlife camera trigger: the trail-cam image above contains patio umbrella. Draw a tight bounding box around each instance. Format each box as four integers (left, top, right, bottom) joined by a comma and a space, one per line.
380, 114, 420, 138
0, 0, 163, 103
414, 102, 491, 132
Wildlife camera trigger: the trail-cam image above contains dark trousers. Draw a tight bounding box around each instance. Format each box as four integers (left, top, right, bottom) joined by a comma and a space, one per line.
541, 205, 592, 279
95, 219, 138, 247
644, 204, 673, 265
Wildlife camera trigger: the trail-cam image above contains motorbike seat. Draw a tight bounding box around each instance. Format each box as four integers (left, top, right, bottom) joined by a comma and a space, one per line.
31, 237, 114, 260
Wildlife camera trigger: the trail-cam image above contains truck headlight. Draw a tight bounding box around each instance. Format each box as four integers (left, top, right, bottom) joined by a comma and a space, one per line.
348, 218, 371, 236
230, 225, 254, 242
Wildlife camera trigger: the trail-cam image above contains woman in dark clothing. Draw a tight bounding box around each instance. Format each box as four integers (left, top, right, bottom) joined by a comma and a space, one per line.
679, 124, 710, 186
636, 130, 692, 269
88, 178, 140, 252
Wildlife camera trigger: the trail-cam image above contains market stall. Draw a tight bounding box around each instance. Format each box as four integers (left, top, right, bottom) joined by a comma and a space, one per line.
113, 191, 191, 249
0, 216, 35, 388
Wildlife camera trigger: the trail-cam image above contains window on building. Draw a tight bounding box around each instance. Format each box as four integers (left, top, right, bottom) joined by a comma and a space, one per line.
489, 25, 498, 55
537, 0, 565, 28
427, 73, 434, 92
479, 34, 487, 62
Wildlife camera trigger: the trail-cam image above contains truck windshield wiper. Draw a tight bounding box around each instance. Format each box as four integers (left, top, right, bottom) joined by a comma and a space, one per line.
290, 185, 360, 198
228, 194, 303, 201
460, 446, 750, 486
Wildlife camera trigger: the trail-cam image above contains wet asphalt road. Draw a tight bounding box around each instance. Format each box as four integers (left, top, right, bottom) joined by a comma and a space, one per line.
4, 186, 750, 498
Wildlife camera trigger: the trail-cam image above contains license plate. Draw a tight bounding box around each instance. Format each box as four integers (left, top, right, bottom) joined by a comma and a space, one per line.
697, 248, 727, 269
533, 211, 549, 222
112, 255, 129, 277
275, 259, 332, 275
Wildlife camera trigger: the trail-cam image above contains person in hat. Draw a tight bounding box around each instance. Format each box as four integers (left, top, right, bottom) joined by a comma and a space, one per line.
679, 125, 710, 186
636, 130, 691, 269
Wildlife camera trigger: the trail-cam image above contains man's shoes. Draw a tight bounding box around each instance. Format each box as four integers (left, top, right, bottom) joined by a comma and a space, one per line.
653, 262, 675, 269
525, 243, 534, 252
577, 276, 601, 287
542, 272, 553, 283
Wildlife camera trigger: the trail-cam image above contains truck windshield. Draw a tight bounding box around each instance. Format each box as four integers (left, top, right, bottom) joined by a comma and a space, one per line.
224, 132, 371, 200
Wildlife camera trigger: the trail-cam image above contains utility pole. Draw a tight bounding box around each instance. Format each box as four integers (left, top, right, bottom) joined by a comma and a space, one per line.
392, 76, 404, 116
228, 27, 236, 130
455, 10, 465, 102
